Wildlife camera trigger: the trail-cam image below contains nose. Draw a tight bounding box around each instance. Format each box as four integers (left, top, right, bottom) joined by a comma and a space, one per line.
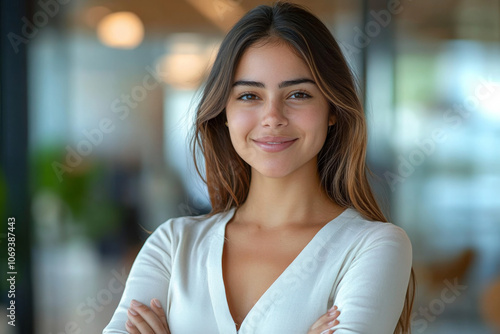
261, 99, 288, 128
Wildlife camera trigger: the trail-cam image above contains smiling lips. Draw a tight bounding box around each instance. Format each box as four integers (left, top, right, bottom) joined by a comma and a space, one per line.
252, 136, 298, 152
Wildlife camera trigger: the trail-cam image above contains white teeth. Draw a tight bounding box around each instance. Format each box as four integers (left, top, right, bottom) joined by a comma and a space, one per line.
266, 142, 283, 144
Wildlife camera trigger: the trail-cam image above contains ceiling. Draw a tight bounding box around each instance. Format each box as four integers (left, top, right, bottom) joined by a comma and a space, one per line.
70, 0, 352, 34
68, 0, 499, 41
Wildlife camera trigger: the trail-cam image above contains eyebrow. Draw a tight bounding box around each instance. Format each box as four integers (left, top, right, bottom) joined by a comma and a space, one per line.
232, 78, 316, 88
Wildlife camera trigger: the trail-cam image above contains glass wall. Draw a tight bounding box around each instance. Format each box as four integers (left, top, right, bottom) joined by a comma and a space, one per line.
366, 1, 500, 333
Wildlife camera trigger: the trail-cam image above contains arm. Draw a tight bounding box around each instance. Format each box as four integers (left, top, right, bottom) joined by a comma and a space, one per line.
331, 224, 412, 334
103, 220, 173, 334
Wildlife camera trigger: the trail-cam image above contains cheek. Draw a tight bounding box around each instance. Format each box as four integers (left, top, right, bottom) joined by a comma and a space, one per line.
294, 108, 329, 145
228, 110, 257, 140
294, 108, 328, 131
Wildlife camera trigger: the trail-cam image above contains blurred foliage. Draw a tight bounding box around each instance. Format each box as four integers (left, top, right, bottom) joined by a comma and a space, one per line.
396, 53, 438, 105
30, 146, 121, 241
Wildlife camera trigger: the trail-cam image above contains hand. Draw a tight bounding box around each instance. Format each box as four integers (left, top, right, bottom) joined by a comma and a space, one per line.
307, 305, 340, 334
126, 299, 171, 334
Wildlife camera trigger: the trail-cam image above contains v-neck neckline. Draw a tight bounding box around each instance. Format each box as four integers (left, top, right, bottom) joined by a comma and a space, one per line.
206, 206, 356, 334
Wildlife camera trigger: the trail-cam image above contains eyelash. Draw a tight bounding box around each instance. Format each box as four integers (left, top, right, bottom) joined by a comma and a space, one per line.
289, 90, 312, 99
237, 90, 312, 101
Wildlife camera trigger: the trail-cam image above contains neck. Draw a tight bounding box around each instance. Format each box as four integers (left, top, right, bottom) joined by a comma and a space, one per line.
236, 160, 344, 229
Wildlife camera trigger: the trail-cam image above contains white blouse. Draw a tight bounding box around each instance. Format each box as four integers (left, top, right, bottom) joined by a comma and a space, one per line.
103, 206, 412, 334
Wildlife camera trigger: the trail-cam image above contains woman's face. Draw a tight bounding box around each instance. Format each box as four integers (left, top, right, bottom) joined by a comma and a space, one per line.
225, 40, 335, 179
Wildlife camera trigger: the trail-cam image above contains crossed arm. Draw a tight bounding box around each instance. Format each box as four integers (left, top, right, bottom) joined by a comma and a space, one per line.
104, 220, 412, 334
124, 300, 340, 334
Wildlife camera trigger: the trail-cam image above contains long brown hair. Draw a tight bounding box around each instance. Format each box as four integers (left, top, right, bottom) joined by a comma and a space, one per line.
190, 1, 415, 332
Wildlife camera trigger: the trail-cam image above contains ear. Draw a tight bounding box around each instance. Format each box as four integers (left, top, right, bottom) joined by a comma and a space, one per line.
328, 114, 337, 126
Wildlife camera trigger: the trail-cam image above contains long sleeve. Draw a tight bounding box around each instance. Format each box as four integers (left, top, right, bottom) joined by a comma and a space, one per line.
331, 223, 412, 334
103, 219, 173, 333
101, 208, 413, 334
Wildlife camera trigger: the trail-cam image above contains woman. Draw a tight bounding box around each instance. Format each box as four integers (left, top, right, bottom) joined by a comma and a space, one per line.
103, 2, 415, 333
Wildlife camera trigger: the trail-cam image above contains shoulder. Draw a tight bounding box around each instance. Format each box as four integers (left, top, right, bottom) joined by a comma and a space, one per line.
340, 208, 412, 258
146, 209, 233, 246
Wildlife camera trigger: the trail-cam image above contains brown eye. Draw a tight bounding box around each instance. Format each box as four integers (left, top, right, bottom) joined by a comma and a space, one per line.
238, 93, 259, 101
289, 92, 311, 99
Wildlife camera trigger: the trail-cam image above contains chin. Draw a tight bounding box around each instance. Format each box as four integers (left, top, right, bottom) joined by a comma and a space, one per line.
259, 171, 290, 179
251, 164, 296, 179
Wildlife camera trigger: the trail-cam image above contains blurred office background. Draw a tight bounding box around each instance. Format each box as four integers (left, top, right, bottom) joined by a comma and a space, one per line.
1, 0, 499, 333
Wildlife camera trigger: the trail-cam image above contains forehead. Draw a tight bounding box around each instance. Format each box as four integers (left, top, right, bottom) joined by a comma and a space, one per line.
233, 40, 313, 83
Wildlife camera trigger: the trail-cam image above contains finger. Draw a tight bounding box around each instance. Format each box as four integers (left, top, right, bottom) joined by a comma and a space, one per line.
309, 306, 339, 330
315, 313, 340, 334
150, 298, 170, 333
309, 310, 340, 334
318, 319, 339, 334
125, 319, 141, 334
127, 308, 154, 334
319, 330, 334, 334
127, 300, 157, 334
312, 306, 338, 329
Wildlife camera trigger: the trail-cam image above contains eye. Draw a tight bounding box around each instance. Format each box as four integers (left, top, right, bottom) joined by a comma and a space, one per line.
289, 91, 311, 99
238, 93, 260, 101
